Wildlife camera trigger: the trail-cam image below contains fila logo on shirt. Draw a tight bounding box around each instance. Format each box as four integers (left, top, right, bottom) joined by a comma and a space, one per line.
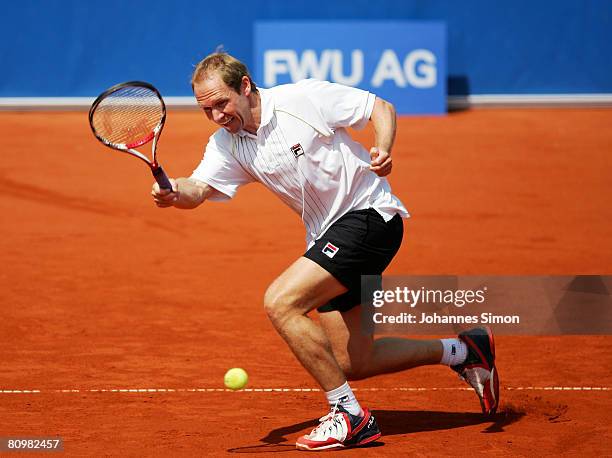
290, 143, 304, 158
322, 242, 339, 258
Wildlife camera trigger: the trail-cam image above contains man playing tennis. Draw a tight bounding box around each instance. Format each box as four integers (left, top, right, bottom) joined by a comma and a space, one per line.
152, 52, 499, 451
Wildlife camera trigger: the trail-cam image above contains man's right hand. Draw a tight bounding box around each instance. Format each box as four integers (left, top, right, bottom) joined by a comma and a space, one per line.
151, 179, 179, 208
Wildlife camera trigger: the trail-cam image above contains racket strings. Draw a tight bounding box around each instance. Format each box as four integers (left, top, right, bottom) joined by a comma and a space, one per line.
91, 86, 164, 147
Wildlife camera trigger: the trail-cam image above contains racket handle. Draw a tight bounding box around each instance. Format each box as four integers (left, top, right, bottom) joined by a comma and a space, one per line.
152, 165, 173, 190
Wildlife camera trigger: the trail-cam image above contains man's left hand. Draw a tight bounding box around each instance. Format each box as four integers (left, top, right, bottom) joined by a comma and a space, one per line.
369, 147, 393, 177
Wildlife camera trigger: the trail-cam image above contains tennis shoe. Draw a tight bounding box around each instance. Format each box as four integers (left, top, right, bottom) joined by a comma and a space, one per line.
451, 326, 500, 415
295, 403, 381, 451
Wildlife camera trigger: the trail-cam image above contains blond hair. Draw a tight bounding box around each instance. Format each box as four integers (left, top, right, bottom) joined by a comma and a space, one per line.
191, 53, 258, 94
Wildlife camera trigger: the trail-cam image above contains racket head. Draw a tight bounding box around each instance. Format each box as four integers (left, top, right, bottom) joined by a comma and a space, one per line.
89, 81, 166, 154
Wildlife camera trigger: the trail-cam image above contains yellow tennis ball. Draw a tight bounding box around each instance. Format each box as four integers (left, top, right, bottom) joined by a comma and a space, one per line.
224, 367, 248, 390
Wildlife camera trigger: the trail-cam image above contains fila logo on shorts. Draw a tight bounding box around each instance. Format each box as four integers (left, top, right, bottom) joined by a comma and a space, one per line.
322, 242, 339, 258
290, 143, 304, 158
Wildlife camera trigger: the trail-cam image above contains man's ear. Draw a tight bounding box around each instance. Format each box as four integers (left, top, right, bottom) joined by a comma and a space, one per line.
242, 76, 252, 96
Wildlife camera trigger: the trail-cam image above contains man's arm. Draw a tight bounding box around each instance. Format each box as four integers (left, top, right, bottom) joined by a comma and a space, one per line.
151, 177, 215, 209
369, 96, 397, 177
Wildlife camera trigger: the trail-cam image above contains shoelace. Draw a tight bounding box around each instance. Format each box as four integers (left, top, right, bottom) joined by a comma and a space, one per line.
309, 401, 343, 437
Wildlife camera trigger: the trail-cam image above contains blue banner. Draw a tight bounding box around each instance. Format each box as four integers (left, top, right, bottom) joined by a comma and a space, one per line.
254, 21, 446, 115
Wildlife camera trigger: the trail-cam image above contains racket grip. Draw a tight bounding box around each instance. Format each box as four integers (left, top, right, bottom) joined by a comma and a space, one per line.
152, 166, 173, 190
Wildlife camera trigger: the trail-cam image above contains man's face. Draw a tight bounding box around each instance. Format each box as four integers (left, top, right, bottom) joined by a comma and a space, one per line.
193, 74, 250, 134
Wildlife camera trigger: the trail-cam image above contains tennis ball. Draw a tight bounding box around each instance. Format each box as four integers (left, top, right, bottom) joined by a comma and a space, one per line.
224, 367, 248, 390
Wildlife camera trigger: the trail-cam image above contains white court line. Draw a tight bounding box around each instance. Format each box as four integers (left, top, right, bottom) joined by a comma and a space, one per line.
0, 387, 609, 394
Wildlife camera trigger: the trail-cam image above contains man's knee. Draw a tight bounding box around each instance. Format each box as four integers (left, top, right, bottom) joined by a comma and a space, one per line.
336, 357, 365, 381
263, 283, 301, 328
333, 350, 370, 381
336, 356, 357, 380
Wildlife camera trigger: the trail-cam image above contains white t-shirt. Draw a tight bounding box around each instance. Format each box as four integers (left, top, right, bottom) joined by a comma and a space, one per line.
191, 79, 409, 248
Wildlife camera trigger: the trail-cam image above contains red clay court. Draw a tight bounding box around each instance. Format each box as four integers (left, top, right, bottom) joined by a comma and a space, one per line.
0, 108, 610, 455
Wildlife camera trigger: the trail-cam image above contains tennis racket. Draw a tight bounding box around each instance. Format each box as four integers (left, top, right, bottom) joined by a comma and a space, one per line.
89, 81, 172, 190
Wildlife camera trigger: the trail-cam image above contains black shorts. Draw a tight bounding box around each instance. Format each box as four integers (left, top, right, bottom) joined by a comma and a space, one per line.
303, 208, 403, 313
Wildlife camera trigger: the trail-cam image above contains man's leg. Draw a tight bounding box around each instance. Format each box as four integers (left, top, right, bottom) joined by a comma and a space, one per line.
265, 256, 384, 451
263, 256, 350, 391
319, 306, 444, 380
319, 307, 500, 416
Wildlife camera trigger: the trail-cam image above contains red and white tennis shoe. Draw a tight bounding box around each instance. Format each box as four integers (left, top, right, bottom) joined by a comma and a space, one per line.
451, 326, 500, 415
295, 404, 381, 451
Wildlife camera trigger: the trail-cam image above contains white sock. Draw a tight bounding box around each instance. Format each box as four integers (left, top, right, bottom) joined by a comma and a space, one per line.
325, 381, 363, 417
440, 338, 468, 366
